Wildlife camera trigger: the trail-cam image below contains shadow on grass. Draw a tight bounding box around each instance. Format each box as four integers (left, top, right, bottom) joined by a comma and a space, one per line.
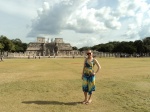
22, 101, 81, 106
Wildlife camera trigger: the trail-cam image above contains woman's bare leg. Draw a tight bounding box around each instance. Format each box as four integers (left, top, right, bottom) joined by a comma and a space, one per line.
86, 94, 92, 104
82, 92, 88, 103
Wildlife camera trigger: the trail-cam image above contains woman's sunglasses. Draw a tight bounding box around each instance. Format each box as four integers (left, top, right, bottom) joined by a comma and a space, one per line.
87, 53, 91, 55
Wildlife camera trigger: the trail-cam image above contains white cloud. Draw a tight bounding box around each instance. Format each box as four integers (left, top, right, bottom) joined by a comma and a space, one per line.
26, 0, 150, 47
74, 36, 101, 48
126, 24, 138, 39
43, 2, 50, 10
28, 0, 89, 37
28, 0, 122, 37
136, 13, 143, 27
1, 0, 150, 48
66, 6, 107, 33
104, 18, 121, 30
117, 0, 150, 40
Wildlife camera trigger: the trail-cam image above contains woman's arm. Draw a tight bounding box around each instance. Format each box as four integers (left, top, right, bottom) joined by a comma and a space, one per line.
94, 59, 101, 74
82, 58, 86, 79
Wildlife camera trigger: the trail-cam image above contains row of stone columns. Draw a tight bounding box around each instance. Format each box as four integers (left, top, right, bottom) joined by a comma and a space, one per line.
6, 51, 150, 57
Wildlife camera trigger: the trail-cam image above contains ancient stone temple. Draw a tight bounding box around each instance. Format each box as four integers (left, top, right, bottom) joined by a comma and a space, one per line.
26, 37, 73, 56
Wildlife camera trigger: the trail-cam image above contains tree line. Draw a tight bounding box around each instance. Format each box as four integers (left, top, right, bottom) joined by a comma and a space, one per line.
78, 37, 150, 56
0, 35, 150, 56
0, 35, 27, 53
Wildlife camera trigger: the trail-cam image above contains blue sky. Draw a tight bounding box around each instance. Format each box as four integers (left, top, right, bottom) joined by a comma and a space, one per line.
0, 0, 150, 48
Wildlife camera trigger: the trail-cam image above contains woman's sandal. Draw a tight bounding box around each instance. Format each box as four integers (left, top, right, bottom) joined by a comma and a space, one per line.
85, 100, 92, 105
82, 101, 87, 104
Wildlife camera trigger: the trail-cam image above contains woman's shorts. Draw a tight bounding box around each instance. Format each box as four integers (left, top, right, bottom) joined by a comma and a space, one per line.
82, 74, 95, 95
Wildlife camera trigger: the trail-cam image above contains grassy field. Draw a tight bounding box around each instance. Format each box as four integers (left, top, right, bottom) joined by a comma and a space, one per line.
0, 57, 150, 112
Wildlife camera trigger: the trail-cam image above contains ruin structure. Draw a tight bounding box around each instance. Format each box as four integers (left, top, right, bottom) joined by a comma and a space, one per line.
26, 37, 73, 56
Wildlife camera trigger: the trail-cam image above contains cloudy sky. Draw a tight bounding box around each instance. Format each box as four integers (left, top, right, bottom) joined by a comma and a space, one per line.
0, 0, 150, 48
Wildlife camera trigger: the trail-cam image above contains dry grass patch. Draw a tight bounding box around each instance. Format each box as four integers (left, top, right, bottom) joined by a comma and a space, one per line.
0, 58, 150, 112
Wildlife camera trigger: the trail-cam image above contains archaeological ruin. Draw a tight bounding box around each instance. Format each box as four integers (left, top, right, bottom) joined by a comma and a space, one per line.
26, 37, 74, 56
5, 37, 120, 58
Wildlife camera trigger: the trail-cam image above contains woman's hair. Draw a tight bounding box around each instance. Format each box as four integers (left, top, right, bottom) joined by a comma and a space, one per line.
86, 50, 92, 53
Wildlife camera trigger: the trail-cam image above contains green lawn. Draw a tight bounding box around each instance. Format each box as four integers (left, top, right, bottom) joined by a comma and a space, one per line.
0, 58, 150, 112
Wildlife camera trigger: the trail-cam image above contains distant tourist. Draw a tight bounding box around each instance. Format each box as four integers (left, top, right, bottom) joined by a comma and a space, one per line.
38, 53, 40, 59
0, 55, 4, 61
81, 50, 101, 104
28, 55, 30, 59
73, 55, 75, 59
48, 55, 50, 58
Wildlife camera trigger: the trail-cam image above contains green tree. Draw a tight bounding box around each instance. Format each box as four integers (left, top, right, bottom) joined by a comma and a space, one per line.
143, 37, 150, 53
79, 46, 91, 51
11, 38, 28, 52
143, 37, 150, 45
0, 43, 4, 49
22, 43, 28, 52
72, 46, 78, 50
105, 43, 114, 52
0, 43, 4, 53
97, 44, 111, 52
95, 41, 119, 53
91, 44, 100, 51
0, 35, 15, 52
144, 45, 150, 53
113, 41, 136, 54
134, 40, 144, 54
11, 38, 23, 52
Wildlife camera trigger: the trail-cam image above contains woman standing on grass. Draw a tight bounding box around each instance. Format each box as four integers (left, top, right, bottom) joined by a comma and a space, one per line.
82, 50, 101, 104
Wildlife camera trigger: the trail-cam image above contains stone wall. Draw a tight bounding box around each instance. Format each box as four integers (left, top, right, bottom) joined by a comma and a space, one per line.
4, 51, 120, 58
3, 51, 150, 58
